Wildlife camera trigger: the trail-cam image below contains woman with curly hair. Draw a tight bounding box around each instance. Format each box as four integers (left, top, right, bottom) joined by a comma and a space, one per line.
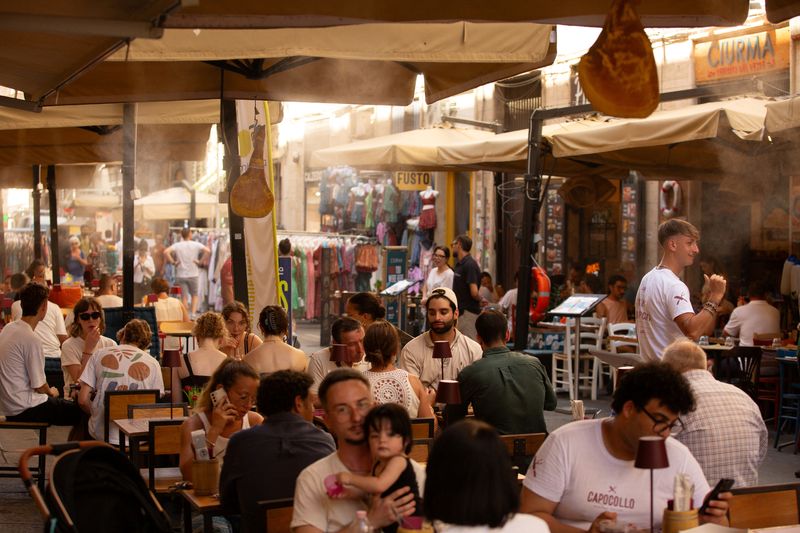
243, 305, 307, 375
220, 301, 262, 360
178, 312, 228, 388
77, 319, 164, 444
60, 297, 117, 398
179, 359, 262, 480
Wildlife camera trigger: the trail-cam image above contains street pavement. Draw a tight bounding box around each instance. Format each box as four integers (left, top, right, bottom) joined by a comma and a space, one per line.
0, 321, 796, 532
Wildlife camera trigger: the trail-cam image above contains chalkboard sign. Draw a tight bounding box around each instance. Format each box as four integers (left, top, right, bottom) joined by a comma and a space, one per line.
382, 246, 408, 329
620, 174, 640, 267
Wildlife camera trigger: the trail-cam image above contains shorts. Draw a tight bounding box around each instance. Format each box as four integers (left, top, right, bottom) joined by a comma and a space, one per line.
175, 276, 199, 296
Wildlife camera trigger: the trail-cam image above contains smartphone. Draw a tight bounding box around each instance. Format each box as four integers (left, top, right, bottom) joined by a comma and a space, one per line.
210, 388, 228, 408
699, 478, 734, 514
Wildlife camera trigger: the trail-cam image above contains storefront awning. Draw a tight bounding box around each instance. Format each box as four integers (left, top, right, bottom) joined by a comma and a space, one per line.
43, 22, 556, 106
134, 186, 225, 220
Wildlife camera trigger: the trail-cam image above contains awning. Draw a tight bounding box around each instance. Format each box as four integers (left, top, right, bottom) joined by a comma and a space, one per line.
0, 164, 97, 189
438, 97, 772, 180
134, 186, 225, 220
311, 127, 496, 171
45, 22, 557, 106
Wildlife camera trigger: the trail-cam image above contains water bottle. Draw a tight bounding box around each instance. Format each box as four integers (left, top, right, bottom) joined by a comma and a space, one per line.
354, 510, 373, 533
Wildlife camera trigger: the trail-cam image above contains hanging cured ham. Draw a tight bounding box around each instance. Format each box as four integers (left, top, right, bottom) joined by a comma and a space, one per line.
230, 124, 275, 218
578, 0, 659, 118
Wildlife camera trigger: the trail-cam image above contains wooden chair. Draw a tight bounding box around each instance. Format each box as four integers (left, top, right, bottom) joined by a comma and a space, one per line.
499, 432, 546, 472
577, 316, 608, 400
161, 367, 172, 395
552, 320, 576, 400
409, 439, 432, 463
257, 497, 294, 533
127, 403, 189, 419
143, 419, 184, 493
103, 389, 160, 442
728, 482, 800, 528
411, 418, 435, 439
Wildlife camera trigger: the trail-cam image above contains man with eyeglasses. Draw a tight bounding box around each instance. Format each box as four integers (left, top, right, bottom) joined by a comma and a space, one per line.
398, 287, 482, 391
520, 363, 731, 533
292, 369, 422, 533
662, 339, 767, 488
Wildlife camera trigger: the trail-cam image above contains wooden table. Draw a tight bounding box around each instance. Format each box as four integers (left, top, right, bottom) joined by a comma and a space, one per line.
114, 416, 187, 462
182, 489, 223, 533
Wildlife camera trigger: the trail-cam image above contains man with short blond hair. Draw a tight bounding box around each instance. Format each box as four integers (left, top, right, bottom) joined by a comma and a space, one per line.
662, 339, 767, 487
635, 219, 726, 360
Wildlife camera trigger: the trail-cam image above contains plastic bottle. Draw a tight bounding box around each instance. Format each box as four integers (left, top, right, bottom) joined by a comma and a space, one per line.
354, 510, 373, 533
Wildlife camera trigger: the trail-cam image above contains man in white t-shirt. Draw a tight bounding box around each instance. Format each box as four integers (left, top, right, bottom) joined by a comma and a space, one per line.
723, 281, 780, 347
164, 228, 210, 317
308, 317, 370, 407
292, 369, 423, 533
520, 363, 731, 533
498, 273, 518, 335
0, 283, 81, 426
635, 219, 727, 361
12, 261, 68, 359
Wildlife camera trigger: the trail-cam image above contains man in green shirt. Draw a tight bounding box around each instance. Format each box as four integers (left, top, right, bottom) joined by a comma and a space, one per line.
445, 310, 557, 435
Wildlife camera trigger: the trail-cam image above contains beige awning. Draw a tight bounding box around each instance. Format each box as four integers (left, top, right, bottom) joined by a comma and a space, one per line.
311, 127, 496, 171
0, 164, 97, 189
46, 22, 556, 106
439, 98, 772, 180
134, 186, 225, 220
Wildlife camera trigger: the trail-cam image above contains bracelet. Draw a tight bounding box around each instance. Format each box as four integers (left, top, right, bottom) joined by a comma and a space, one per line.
81, 351, 92, 356
702, 302, 718, 316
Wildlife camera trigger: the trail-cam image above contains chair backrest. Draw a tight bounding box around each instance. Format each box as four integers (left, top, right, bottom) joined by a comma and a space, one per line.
102, 306, 161, 359
410, 418, 435, 440
127, 403, 189, 419
729, 482, 800, 528
103, 389, 160, 442
499, 433, 546, 472
608, 322, 636, 337
258, 497, 294, 533
578, 317, 606, 352
714, 346, 762, 397
409, 439, 432, 463
147, 419, 184, 491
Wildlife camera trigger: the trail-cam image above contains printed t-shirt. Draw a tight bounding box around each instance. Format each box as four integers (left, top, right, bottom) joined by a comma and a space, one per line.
635, 267, 694, 361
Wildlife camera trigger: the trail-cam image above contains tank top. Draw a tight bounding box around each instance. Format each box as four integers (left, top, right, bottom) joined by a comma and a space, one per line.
197, 411, 251, 465
363, 368, 420, 418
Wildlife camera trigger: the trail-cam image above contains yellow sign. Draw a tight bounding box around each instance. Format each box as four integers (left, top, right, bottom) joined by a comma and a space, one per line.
694, 25, 790, 84
394, 171, 432, 191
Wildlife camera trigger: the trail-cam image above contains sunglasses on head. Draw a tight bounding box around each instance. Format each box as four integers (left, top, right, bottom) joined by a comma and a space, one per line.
79, 311, 101, 321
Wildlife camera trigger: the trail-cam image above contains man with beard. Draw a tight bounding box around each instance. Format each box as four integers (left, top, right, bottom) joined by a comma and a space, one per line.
635, 219, 726, 361
292, 369, 422, 533
397, 287, 482, 391
445, 310, 556, 435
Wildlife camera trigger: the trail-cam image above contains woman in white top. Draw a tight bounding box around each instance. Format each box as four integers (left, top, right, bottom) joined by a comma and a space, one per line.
244, 305, 307, 375
362, 320, 435, 423
133, 239, 156, 302
424, 419, 550, 533
423, 246, 454, 301
179, 359, 262, 481
178, 312, 228, 388
148, 277, 189, 351
61, 297, 117, 397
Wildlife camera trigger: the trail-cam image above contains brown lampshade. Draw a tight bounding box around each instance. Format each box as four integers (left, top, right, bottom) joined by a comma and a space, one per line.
161, 349, 182, 369
432, 340, 452, 359
170, 286, 182, 296
435, 380, 461, 404
634, 436, 669, 469
2, 298, 12, 309
147, 293, 158, 303
330, 344, 348, 363
616, 366, 635, 389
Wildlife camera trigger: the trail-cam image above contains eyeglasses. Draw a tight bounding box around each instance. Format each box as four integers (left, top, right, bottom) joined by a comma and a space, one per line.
641, 406, 684, 436
79, 311, 102, 321
433, 254, 447, 259
330, 399, 371, 421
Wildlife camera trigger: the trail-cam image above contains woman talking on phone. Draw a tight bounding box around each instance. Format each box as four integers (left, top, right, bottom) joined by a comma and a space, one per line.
179, 359, 262, 481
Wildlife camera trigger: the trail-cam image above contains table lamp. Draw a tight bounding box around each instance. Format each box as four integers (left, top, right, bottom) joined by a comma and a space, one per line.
147, 293, 158, 305
635, 436, 669, 533
330, 344, 348, 363
435, 380, 461, 404
432, 340, 452, 379
170, 286, 182, 297
161, 349, 182, 419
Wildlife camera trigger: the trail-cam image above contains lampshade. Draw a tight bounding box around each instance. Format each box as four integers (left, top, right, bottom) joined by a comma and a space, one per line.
330, 344, 348, 363
435, 380, 461, 404
170, 286, 182, 296
432, 340, 452, 359
91, 279, 100, 288
616, 366, 634, 389
147, 293, 159, 303
161, 349, 182, 369
634, 436, 669, 469
2, 298, 12, 309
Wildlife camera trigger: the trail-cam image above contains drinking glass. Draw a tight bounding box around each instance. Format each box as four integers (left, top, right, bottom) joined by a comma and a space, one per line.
724, 337, 734, 347
698, 336, 709, 346
772, 338, 782, 349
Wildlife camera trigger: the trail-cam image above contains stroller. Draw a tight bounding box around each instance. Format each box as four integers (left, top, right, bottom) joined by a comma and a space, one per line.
19, 441, 172, 533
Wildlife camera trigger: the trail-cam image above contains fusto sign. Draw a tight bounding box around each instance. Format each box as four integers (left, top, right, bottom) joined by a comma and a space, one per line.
394, 171, 432, 191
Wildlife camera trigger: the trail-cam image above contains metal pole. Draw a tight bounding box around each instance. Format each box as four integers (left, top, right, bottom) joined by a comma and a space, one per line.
46, 166, 60, 283
190, 189, 196, 229
122, 103, 137, 319
0, 190, 5, 277
32, 165, 42, 261
221, 100, 249, 305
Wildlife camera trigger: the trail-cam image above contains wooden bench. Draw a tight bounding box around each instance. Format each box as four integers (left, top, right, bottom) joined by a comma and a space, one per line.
0, 420, 49, 491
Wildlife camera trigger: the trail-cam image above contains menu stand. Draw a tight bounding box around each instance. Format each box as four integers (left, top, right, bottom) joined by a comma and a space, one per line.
548, 294, 606, 399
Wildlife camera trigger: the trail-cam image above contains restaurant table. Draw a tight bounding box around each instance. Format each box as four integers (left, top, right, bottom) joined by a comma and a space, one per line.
182, 489, 223, 533
114, 416, 188, 462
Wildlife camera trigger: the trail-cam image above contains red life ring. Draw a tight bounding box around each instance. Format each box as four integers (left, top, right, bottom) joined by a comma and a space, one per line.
659, 180, 681, 218
529, 267, 551, 323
